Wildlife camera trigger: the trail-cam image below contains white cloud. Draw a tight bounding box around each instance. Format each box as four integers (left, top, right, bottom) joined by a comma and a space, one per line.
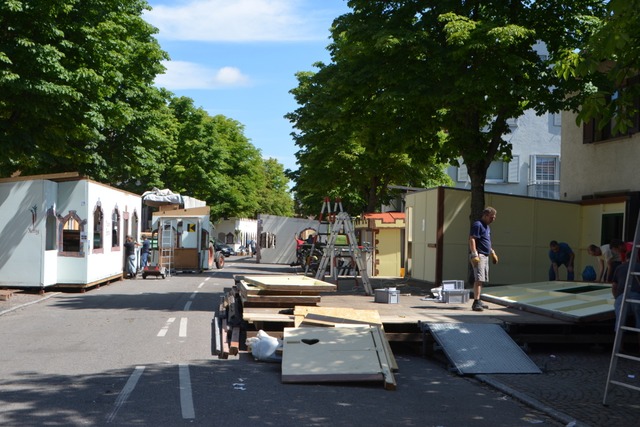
155, 61, 251, 90
145, 0, 335, 42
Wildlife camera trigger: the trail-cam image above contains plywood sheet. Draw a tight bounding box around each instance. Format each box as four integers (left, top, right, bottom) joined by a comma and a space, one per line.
293, 306, 382, 327
281, 326, 396, 389
237, 280, 321, 296
241, 275, 337, 292
482, 281, 614, 322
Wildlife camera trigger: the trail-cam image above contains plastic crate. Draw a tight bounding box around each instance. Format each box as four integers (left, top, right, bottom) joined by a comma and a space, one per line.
374, 288, 400, 304
442, 289, 470, 304
442, 280, 464, 290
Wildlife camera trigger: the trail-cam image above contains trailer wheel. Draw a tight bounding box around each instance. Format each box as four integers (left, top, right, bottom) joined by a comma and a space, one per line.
215, 253, 225, 269
142, 274, 147, 279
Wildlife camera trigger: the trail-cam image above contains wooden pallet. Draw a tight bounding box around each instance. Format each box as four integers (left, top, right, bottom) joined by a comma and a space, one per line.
0, 289, 15, 301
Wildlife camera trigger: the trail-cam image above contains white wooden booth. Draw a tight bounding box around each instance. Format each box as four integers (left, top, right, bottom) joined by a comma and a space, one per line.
0, 173, 141, 289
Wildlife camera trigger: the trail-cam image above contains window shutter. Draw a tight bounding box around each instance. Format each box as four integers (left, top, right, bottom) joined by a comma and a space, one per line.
457, 164, 468, 182
507, 155, 519, 183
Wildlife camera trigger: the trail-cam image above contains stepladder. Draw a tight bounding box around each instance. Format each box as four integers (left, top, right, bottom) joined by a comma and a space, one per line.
603, 212, 640, 405
314, 211, 372, 295
158, 219, 175, 277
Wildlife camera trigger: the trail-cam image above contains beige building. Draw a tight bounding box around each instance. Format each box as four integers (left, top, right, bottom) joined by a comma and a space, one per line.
403, 100, 640, 286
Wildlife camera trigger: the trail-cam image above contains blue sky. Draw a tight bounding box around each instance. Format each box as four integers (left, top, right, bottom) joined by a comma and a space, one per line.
144, 0, 351, 172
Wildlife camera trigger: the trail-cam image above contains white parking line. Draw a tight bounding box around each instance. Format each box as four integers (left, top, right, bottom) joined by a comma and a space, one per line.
106, 366, 145, 423
179, 364, 195, 419
157, 317, 176, 337
179, 317, 188, 337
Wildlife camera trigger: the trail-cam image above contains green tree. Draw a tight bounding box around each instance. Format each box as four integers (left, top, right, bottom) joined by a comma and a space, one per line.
162, 97, 274, 219
557, 0, 640, 133
258, 158, 294, 217
314, 0, 606, 221
288, 60, 451, 216
0, 0, 170, 180
209, 114, 263, 218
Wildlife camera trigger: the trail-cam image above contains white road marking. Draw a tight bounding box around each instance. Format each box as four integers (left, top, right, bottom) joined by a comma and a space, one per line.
198, 281, 205, 288
157, 317, 176, 337
106, 366, 145, 423
190, 291, 198, 299
183, 301, 192, 312
179, 317, 188, 337
179, 364, 195, 419
204, 277, 210, 282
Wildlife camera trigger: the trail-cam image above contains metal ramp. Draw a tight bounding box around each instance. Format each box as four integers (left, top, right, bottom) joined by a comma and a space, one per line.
422, 323, 541, 375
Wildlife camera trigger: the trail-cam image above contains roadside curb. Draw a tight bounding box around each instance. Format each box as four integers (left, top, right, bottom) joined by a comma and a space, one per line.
0, 292, 60, 317
476, 374, 590, 427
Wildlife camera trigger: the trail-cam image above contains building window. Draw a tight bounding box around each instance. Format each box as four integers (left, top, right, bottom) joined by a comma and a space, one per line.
528, 155, 560, 199
93, 204, 104, 252
583, 75, 640, 143
456, 156, 519, 183
58, 210, 86, 256
112, 208, 120, 248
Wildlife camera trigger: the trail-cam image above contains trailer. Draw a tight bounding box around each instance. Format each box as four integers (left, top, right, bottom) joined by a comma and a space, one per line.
150, 206, 224, 275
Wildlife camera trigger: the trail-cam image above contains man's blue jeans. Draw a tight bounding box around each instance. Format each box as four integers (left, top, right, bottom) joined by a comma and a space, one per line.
549, 262, 574, 281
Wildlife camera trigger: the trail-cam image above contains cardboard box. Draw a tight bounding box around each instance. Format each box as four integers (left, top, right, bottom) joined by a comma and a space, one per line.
375, 288, 400, 304
442, 289, 470, 304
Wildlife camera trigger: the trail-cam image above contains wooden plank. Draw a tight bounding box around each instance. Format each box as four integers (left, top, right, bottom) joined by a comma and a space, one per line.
212, 316, 222, 356
240, 294, 321, 307
220, 318, 229, 359
294, 306, 382, 327
237, 280, 321, 296
241, 275, 337, 292
370, 325, 398, 389
229, 326, 240, 356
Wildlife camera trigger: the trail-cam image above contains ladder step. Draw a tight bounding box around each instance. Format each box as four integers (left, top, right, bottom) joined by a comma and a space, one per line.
609, 380, 640, 393
615, 352, 640, 362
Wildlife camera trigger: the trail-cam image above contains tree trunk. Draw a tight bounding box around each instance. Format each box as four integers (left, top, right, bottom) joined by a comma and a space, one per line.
466, 160, 488, 224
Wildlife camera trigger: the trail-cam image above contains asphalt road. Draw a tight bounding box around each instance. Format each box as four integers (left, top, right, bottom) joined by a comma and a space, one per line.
0, 259, 563, 427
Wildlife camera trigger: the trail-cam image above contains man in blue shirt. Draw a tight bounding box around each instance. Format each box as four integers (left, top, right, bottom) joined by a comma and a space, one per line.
469, 207, 498, 311
549, 240, 575, 281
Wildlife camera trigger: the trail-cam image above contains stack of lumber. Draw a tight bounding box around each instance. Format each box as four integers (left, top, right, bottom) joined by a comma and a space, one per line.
235, 274, 336, 308
212, 287, 243, 359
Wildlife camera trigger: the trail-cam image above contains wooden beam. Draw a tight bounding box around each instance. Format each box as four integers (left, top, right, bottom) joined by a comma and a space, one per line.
229, 326, 240, 356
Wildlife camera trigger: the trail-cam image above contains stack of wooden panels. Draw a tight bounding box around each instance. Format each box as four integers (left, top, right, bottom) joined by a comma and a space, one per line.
235, 275, 337, 308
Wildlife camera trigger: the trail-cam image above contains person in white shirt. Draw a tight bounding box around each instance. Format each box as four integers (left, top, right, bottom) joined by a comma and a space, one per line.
588, 243, 621, 282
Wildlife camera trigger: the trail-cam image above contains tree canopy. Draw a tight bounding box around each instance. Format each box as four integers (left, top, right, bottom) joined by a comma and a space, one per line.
0, 0, 294, 219
557, 0, 640, 134
289, 0, 607, 220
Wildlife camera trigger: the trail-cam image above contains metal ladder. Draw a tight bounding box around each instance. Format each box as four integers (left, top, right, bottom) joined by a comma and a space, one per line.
603, 212, 640, 404
303, 197, 341, 276
314, 210, 372, 295
159, 219, 174, 277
